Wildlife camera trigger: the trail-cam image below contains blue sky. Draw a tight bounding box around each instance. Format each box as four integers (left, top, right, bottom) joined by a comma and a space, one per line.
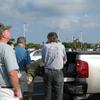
0, 0, 100, 44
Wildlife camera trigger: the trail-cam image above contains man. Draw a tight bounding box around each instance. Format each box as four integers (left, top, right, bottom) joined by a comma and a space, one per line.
0, 23, 22, 100
15, 36, 32, 99
42, 32, 67, 100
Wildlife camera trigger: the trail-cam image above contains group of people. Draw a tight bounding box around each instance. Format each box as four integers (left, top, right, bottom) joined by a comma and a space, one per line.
0, 23, 67, 100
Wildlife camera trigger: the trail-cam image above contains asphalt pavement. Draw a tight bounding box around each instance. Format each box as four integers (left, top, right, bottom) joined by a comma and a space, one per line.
28, 77, 100, 100
24, 76, 100, 100
26, 76, 74, 100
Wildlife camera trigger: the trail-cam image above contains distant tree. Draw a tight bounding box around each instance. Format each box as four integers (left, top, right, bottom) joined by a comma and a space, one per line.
26, 43, 42, 49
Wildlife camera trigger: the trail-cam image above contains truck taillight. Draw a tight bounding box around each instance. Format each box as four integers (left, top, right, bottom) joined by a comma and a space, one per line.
75, 60, 89, 78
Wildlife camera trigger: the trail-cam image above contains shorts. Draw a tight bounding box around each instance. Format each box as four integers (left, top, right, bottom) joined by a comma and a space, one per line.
20, 71, 28, 92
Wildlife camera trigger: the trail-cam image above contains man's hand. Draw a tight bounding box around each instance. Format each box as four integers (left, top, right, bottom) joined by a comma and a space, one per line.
14, 89, 23, 99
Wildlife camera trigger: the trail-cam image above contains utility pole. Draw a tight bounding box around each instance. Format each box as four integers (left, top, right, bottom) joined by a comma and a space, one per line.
80, 31, 83, 49
23, 23, 26, 37
72, 35, 75, 42
57, 30, 60, 41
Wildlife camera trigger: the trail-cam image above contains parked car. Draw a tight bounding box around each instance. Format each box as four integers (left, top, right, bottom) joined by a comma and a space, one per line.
27, 49, 43, 81
30, 49, 42, 61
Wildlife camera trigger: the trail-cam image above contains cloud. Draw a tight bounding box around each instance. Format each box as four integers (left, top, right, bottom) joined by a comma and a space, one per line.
0, 0, 100, 41
0, 0, 99, 18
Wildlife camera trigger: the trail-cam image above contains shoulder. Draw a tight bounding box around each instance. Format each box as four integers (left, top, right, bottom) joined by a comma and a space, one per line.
43, 43, 50, 48
0, 44, 14, 56
15, 45, 26, 51
1, 43, 13, 51
57, 43, 66, 50
57, 42, 64, 47
44, 43, 50, 46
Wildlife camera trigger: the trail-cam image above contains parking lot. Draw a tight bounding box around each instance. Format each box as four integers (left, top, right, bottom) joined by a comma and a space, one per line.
26, 76, 75, 100
24, 76, 100, 100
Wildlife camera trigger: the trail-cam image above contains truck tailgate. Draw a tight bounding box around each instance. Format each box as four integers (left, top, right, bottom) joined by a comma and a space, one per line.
76, 53, 100, 93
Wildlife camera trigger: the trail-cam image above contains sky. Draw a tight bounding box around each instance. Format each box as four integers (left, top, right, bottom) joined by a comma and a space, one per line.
0, 0, 100, 44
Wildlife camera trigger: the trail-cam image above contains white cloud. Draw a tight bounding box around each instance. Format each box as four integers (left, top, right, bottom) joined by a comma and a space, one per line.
0, 0, 100, 43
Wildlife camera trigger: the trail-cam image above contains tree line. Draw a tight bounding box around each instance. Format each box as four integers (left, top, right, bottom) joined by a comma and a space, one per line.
10, 38, 100, 50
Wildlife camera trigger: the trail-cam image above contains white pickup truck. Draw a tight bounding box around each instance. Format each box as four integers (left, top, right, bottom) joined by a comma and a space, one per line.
63, 51, 100, 99
29, 50, 100, 99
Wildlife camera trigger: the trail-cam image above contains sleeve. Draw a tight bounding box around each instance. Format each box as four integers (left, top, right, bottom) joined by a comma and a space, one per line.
4, 46, 19, 72
26, 50, 32, 64
63, 45, 67, 62
42, 46, 46, 63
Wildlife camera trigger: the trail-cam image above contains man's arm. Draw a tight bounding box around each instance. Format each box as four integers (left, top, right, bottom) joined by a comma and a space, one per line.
8, 70, 22, 98
26, 50, 32, 69
63, 45, 67, 65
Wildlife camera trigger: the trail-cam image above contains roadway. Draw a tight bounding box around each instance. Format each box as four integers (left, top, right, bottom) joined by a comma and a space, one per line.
26, 76, 74, 100
25, 76, 100, 100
